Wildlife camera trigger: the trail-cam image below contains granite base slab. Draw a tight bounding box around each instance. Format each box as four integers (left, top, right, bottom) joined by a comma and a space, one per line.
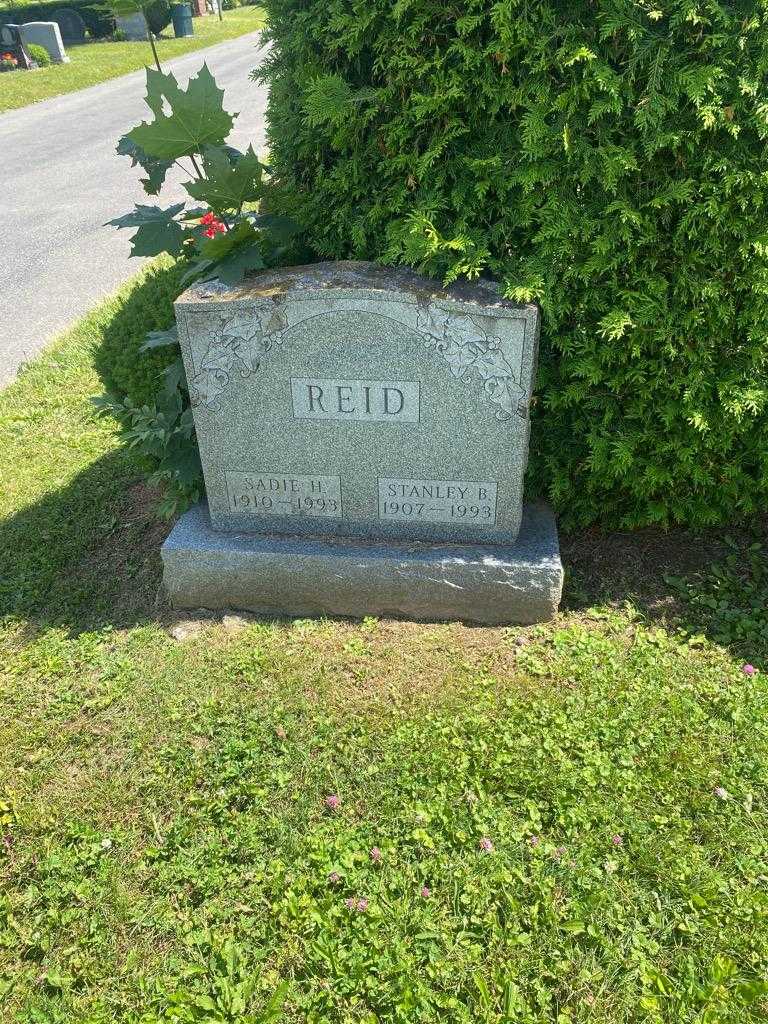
161, 501, 564, 626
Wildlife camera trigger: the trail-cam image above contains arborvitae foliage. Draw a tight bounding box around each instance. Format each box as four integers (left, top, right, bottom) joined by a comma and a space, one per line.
258, 0, 768, 529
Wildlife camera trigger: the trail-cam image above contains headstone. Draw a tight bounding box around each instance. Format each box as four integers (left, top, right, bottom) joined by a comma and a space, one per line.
162, 262, 564, 624
1, 24, 33, 68
18, 22, 69, 62
115, 12, 148, 40
50, 8, 86, 42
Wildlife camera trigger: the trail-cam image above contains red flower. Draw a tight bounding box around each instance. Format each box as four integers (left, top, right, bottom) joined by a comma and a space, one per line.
201, 212, 226, 238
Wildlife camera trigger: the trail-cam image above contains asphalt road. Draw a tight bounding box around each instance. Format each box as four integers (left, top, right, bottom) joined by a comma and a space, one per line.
0, 32, 270, 388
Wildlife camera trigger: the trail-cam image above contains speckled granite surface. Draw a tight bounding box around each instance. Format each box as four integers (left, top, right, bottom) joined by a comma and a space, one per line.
174, 261, 540, 545
162, 500, 563, 626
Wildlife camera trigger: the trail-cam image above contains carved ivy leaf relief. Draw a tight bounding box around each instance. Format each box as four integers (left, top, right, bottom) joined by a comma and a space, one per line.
416, 305, 527, 421
186, 300, 527, 421
188, 308, 287, 410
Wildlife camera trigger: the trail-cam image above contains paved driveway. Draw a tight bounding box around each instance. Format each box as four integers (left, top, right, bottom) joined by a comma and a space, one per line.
0, 32, 270, 387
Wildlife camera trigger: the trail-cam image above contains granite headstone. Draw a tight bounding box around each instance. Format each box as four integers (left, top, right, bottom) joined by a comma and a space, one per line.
1, 23, 33, 67
163, 261, 564, 623
115, 12, 148, 39
18, 21, 69, 62
50, 8, 85, 41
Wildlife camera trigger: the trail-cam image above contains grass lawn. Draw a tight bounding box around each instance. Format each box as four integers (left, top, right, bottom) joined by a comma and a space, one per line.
1, 271, 768, 1022
0, 7, 265, 114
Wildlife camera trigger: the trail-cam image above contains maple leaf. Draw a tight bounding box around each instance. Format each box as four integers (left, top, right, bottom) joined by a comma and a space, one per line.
211, 244, 266, 285
187, 221, 266, 285
127, 64, 236, 162
107, 203, 186, 257
116, 135, 173, 196
140, 326, 179, 352
197, 218, 255, 260
247, 212, 300, 244
184, 145, 265, 214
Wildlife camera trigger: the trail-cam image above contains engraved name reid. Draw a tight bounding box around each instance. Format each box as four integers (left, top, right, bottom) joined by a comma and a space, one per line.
291, 378, 419, 423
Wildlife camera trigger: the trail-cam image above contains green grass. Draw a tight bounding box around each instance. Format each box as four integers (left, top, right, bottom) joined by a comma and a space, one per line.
0, 7, 265, 114
1, 276, 768, 1023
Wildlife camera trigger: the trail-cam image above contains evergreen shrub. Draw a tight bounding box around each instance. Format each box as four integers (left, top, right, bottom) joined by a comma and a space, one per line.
26, 42, 51, 65
94, 257, 184, 408
259, 0, 768, 529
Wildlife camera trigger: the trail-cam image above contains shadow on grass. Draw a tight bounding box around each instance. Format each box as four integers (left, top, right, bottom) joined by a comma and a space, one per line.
0, 260, 186, 638
562, 518, 768, 665
0, 449, 171, 637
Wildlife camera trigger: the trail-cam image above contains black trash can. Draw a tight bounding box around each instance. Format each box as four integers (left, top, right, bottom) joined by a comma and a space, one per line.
171, 3, 194, 37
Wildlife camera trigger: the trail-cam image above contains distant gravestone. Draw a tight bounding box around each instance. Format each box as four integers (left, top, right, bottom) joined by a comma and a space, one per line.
115, 12, 148, 40
162, 262, 564, 624
18, 21, 69, 62
50, 8, 85, 42
0, 23, 33, 68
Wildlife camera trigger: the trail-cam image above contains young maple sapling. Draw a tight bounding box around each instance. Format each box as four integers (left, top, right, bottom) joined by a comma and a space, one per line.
95, 63, 298, 517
